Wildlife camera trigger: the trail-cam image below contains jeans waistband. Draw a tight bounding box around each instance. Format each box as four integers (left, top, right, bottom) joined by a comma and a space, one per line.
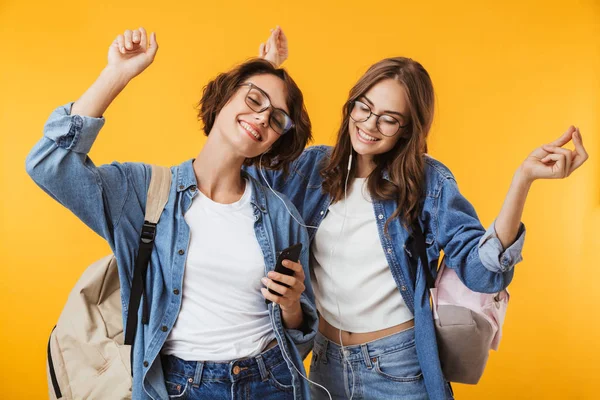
313, 326, 416, 364
160, 343, 287, 384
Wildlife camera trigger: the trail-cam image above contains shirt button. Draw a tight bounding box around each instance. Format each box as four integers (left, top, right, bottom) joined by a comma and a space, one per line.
161, 325, 168, 332
179, 185, 184, 190
190, 185, 197, 191
387, 248, 392, 254
143, 361, 149, 367
178, 249, 185, 255
378, 214, 384, 220
173, 288, 180, 295
320, 210, 324, 215
401, 285, 407, 291
233, 365, 241, 375
188, 378, 193, 383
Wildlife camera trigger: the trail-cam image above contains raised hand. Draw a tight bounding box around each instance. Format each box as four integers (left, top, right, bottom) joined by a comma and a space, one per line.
108, 27, 159, 82
520, 126, 589, 181
258, 26, 288, 67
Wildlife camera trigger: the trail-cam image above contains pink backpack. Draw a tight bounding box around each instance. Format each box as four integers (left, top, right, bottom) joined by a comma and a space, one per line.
413, 224, 510, 384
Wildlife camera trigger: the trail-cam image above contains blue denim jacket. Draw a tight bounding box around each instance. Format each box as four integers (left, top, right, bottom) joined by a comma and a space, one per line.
26, 103, 319, 400
245, 145, 526, 400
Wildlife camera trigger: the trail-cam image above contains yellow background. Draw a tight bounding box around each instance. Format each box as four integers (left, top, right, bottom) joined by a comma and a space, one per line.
1, 0, 599, 398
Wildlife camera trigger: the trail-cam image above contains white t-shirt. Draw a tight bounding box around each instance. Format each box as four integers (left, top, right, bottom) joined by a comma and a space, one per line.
161, 180, 275, 361
310, 178, 414, 333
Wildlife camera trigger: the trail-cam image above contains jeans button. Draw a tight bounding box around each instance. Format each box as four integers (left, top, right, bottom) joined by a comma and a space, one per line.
233, 365, 241, 375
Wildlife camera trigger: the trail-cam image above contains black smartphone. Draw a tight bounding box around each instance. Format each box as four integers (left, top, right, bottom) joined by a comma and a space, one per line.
265, 243, 303, 304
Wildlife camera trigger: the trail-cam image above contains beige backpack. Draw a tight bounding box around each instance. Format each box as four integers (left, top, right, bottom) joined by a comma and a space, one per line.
46, 165, 172, 399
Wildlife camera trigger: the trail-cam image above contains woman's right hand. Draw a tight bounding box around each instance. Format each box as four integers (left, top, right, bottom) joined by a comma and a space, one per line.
108, 27, 159, 82
258, 26, 288, 67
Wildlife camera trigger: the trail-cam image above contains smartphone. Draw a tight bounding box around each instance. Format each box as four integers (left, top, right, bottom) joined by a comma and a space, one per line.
265, 243, 303, 304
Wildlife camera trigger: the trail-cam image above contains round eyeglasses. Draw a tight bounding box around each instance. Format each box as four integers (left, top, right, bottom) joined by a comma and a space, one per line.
349, 100, 408, 137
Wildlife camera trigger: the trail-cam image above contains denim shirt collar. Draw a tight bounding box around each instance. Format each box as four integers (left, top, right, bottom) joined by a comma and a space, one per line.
176, 159, 268, 213
175, 159, 197, 192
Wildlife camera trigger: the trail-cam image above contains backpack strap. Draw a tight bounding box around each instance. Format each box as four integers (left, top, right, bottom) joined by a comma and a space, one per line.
124, 165, 172, 355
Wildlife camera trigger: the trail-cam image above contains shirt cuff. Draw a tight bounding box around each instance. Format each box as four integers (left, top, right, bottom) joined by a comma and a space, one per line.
478, 220, 526, 273
284, 295, 318, 357
43, 102, 105, 154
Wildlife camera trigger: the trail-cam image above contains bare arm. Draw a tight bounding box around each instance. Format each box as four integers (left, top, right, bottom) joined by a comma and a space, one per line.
72, 27, 159, 117
494, 126, 588, 248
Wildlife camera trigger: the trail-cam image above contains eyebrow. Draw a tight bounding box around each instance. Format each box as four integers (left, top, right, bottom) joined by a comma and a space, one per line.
361, 95, 407, 120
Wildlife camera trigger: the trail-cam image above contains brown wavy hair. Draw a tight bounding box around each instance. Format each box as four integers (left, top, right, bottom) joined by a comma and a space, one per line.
321, 57, 435, 231
197, 58, 312, 174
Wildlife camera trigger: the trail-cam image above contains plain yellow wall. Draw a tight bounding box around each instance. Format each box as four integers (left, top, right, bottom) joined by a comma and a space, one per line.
1, 0, 598, 398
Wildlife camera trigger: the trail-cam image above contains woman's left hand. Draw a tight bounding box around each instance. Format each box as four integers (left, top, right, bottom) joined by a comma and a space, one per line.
261, 259, 305, 313
519, 126, 589, 182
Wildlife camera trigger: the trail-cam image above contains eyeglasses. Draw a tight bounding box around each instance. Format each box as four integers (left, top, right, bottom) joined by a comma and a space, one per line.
238, 83, 294, 135
349, 100, 408, 137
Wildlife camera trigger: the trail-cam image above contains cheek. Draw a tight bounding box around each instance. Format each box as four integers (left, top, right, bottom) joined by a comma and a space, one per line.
263, 130, 281, 148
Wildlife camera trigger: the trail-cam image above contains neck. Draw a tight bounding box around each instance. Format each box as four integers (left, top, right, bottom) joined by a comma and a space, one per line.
192, 134, 246, 204
355, 153, 376, 178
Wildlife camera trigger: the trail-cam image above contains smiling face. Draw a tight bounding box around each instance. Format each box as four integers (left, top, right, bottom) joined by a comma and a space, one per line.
211, 73, 290, 159
348, 78, 410, 158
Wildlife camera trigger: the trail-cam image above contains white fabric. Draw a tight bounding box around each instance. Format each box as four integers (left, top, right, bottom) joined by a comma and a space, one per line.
310, 178, 414, 333
161, 180, 275, 361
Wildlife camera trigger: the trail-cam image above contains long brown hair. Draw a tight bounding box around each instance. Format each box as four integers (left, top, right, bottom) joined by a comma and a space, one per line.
321, 57, 435, 231
197, 58, 312, 175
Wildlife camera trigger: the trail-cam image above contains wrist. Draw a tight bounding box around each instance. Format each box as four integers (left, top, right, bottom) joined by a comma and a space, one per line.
515, 164, 535, 188
281, 301, 302, 316
101, 65, 131, 89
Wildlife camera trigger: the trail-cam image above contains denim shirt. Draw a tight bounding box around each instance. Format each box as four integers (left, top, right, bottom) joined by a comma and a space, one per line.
245, 145, 526, 400
26, 103, 319, 400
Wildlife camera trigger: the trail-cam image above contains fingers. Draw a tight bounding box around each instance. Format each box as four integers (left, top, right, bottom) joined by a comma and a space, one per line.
115, 28, 155, 55
569, 127, 589, 174
259, 42, 266, 58
548, 126, 575, 147
540, 153, 568, 178
262, 277, 294, 298
282, 259, 304, 275
267, 27, 278, 50
261, 287, 284, 304
138, 27, 148, 49
116, 34, 125, 53
148, 32, 159, 59
542, 144, 573, 177
124, 29, 133, 50
278, 26, 288, 45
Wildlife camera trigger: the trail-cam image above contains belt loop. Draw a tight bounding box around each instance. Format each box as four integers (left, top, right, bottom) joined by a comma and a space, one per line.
255, 354, 269, 382
192, 361, 204, 386
361, 344, 372, 369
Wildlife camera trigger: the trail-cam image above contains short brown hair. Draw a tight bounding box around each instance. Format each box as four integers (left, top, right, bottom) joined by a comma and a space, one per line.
197, 58, 312, 174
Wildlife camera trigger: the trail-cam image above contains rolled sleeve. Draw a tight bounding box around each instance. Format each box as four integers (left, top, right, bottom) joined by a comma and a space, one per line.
284, 293, 318, 358
43, 102, 105, 154
479, 220, 526, 273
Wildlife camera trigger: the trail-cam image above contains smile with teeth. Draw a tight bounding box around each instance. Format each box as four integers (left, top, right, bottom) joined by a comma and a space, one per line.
357, 127, 380, 142
240, 120, 262, 141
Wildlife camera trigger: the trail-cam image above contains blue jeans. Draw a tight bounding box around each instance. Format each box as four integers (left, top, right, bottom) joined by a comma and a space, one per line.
160, 344, 294, 399
309, 328, 455, 400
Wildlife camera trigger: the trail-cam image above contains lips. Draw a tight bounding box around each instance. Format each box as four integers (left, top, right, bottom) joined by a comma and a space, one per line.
239, 120, 262, 142
356, 127, 381, 144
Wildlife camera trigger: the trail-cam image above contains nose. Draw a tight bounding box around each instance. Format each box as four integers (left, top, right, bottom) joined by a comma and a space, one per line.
361, 113, 378, 133
254, 109, 271, 127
